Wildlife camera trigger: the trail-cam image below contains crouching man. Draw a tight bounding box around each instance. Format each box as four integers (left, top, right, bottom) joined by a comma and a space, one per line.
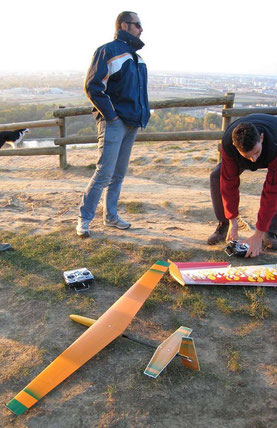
208, 113, 277, 257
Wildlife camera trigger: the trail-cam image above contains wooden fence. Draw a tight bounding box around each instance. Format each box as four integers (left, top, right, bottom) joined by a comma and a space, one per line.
52, 93, 235, 168
1, 92, 277, 168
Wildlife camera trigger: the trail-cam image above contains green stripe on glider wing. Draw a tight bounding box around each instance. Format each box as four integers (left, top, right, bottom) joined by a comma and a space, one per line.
6, 399, 28, 416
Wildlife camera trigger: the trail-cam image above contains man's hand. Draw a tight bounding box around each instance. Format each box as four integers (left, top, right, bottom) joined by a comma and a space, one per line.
226, 218, 239, 242
245, 230, 265, 258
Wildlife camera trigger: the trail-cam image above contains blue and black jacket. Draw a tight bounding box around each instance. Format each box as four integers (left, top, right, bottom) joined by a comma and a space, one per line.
84, 30, 150, 128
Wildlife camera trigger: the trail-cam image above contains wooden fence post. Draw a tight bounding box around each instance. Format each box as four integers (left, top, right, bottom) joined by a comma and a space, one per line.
218, 92, 235, 162
58, 106, 67, 169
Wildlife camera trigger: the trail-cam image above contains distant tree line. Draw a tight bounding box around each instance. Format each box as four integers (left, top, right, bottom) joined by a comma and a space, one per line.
0, 102, 221, 139
146, 109, 221, 132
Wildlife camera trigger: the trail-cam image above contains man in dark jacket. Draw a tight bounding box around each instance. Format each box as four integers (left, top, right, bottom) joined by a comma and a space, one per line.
207, 114, 277, 257
76, 11, 150, 237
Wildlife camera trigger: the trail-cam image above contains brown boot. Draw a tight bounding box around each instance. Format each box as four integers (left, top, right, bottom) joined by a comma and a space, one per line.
207, 222, 229, 245
237, 215, 251, 232
263, 232, 277, 250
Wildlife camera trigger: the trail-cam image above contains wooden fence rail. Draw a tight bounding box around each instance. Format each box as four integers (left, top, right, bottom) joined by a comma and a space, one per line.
0, 147, 62, 156
52, 95, 235, 118
222, 107, 277, 117
0, 119, 63, 131
54, 131, 224, 146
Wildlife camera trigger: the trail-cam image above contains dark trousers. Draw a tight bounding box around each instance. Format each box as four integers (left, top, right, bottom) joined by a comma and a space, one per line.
210, 162, 277, 233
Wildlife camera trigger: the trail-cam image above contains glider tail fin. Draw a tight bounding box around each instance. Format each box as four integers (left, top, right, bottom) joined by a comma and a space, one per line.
144, 326, 196, 379
179, 336, 200, 371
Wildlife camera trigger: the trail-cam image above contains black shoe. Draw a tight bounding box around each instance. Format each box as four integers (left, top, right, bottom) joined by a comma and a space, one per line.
207, 222, 229, 245
263, 232, 277, 250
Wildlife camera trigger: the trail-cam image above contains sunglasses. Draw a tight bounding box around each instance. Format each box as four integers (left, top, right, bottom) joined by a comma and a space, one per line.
125, 21, 142, 29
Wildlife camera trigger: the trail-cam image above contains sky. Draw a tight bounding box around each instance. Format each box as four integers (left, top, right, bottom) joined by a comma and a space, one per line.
1, 0, 277, 76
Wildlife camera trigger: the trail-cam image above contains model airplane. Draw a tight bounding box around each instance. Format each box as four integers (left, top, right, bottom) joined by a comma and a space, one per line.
169, 261, 277, 287
70, 314, 200, 379
6, 260, 199, 416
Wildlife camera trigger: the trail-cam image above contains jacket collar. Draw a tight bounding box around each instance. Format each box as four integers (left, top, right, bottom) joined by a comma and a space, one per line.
116, 30, 144, 51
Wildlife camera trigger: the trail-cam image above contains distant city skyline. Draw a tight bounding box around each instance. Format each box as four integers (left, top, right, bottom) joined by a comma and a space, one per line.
1, 0, 277, 76
2, 70, 277, 103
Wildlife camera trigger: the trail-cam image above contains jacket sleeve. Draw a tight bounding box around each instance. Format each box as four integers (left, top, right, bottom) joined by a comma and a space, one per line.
220, 147, 240, 219
84, 47, 117, 121
256, 157, 277, 232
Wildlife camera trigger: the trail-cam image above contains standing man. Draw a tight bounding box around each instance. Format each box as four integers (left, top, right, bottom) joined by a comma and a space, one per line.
207, 114, 277, 257
76, 11, 150, 237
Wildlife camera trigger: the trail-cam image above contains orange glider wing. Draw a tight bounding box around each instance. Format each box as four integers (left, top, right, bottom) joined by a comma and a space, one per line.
7, 260, 170, 415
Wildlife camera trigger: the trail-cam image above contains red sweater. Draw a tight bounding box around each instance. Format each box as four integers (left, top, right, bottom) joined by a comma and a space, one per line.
220, 148, 277, 232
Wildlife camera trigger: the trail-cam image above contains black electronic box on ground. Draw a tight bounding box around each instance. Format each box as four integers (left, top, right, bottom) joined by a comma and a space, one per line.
225, 240, 249, 257
63, 268, 94, 292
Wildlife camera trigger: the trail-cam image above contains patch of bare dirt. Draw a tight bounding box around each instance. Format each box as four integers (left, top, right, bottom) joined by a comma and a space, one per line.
0, 141, 267, 250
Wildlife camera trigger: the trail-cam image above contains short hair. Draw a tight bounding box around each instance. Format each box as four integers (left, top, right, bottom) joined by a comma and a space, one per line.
114, 11, 137, 38
232, 123, 260, 152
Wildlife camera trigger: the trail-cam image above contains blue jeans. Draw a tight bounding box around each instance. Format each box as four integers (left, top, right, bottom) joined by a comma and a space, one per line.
79, 118, 138, 222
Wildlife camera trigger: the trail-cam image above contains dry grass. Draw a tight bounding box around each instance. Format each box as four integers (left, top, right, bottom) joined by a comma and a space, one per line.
216, 297, 232, 315
0, 338, 44, 384
233, 321, 262, 336
173, 289, 207, 318
118, 201, 146, 214
260, 363, 277, 386
239, 288, 270, 319
227, 349, 242, 372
